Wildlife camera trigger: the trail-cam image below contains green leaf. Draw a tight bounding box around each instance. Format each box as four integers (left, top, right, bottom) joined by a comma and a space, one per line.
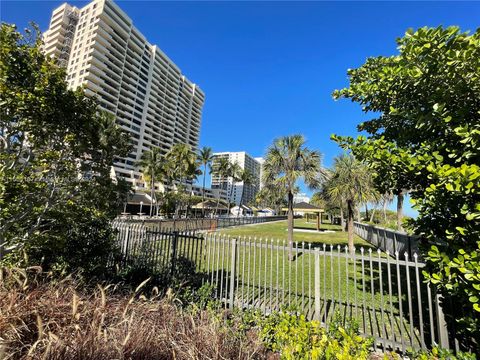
456, 227, 466, 235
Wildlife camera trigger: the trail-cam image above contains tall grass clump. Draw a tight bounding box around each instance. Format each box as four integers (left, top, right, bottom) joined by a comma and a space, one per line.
0, 267, 265, 360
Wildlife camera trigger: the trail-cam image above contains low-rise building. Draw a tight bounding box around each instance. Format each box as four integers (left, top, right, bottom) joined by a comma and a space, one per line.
293, 192, 311, 204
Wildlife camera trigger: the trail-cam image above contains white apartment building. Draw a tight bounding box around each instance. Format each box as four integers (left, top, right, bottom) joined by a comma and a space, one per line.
211, 152, 261, 206
254, 157, 265, 190
43, 0, 205, 189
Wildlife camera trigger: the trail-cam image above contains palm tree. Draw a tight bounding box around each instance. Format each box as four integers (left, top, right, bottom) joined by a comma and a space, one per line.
211, 157, 231, 216
237, 168, 255, 216
326, 154, 374, 253
366, 189, 382, 223
310, 191, 326, 209
317, 169, 347, 230
377, 192, 394, 223
96, 112, 131, 162
359, 187, 381, 222
185, 156, 202, 217
227, 161, 242, 215
263, 135, 322, 259
166, 143, 199, 217
255, 185, 288, 215
198, 147, 213, 213
137, 147, 168, 216
395, 190, 408, 231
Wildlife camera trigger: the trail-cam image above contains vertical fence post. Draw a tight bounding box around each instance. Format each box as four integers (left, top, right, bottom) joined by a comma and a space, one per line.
436, 293, 450, 349
170, 231, 179, 276
229, 238, 237, 309
123, 226, 130, 266
314, 249, 321, 321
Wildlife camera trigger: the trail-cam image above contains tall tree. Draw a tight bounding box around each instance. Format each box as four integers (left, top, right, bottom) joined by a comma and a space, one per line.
315, 171, 347, 230
310, 191, 326, 209
0, 24, 130, 275
137, 147, 168, 216
380, 192, 394, 224
165, 143, 199, 217
211, 157, 231, 216
185, 156, 202, 217
263, 135, 322, 259
237, 168, 255, 216
255, 185, 287, 215
326, 154, 374, 253
198, 146, 213, 212
227, 161, 242, 215
332, 26, 480, 346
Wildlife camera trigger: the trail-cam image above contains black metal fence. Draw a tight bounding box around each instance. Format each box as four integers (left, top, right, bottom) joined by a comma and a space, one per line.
112, 215, 287, 232
112, 223, 452, 354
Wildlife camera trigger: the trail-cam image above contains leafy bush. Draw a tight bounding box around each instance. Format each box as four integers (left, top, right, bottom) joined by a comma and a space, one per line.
333, 26, 480, 350
260, 311, 372, 360
0, 24, 131, 277
407, 347, 477, 360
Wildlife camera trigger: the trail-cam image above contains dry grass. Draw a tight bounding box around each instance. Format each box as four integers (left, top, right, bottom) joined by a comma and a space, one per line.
0, 267, 267, 360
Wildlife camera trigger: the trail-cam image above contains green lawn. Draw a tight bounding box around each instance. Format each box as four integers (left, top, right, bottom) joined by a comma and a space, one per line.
216, 218, 376, 250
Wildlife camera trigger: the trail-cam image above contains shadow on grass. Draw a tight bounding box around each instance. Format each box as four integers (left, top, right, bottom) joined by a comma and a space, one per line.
293, 226, 342, 232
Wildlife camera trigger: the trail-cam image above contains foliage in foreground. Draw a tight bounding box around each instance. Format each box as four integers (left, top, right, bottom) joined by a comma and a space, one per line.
260, 310, 372, 360
332, 26, 480, 349
0, 268, 477, 360
0, 24, 130, 275
404, 347, 477, 360
0, 268, 264, 360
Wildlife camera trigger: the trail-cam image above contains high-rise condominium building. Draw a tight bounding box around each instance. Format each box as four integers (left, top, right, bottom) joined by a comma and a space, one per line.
211, 152, 261, 206
254, 157, 265, 190
43, 0, 205, 188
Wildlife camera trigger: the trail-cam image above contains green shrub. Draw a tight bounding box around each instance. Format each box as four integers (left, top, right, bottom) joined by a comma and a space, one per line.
260, 311, 372, 360
408, 347, 477, 360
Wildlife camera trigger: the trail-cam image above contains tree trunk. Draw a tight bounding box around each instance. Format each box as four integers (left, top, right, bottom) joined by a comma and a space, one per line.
187, 180, 194, 218
369, 207, 376, 223
214, 196, 220, 217
340, 207, 345, 231
202, 163, 207, 217
364, 203, 368, 221
237, 186, 244, 217
287, 190, 294, 260
150, 177, 155, 217
397, 191, 404, 231
214, 177, 224, 217
174, 180, 182, 219
357, 207, 361, 222
383, 199, 388, 223
227, 180, 233, 217
347, 199, 355, 253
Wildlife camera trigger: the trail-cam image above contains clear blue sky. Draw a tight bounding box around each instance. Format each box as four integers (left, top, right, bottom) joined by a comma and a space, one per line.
2, 1, 479, 216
